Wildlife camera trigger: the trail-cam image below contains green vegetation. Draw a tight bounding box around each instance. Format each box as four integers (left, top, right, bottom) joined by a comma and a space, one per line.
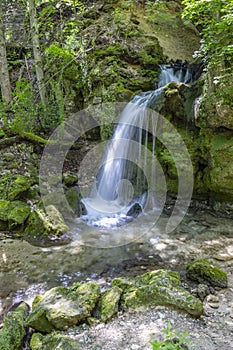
182, 0, 233, 105
150, 322, 192, 350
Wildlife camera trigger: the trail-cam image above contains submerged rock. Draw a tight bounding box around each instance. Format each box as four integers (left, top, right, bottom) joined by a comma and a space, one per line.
112, 270, 203, 317
186, 258, 228, 288
27, 282, 100, 332
30, 332, 80, 350
0, 302, 29, 350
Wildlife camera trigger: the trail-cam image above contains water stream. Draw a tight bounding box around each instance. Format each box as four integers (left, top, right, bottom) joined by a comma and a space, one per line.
81, 64, 192, 229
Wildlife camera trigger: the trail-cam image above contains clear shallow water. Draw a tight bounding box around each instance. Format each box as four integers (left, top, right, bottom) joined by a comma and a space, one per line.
1, 209, 233, 321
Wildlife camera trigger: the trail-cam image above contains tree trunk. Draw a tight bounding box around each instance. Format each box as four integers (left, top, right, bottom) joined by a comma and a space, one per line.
28, 0, 47, 106
0, 0, 12, 103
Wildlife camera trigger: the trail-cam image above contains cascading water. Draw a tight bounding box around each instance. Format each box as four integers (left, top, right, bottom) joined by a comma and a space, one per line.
81, 64, 192, 228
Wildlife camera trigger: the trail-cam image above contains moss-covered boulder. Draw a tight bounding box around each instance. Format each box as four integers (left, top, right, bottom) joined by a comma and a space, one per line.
8, 201, 31, 228
0, 302, 29, 350
96, 286, 122, 323
113, 270, 203, 317
26, 282, 100, 332
7, 175, 31, 200
30, 332, 80, 350
24, 205, 69, 237
0, 200, 10, 221
186, 258, 228, 288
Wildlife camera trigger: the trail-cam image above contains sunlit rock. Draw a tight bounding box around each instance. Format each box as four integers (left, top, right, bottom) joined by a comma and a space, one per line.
27, 282, 100, 332
30, 332, 80, 350
113, 269, 203, 317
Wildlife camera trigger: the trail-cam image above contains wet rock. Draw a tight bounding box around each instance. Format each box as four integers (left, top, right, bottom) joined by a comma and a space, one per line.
96, 286, 122, 323
0, 302, 29, 350
27, 282, 100, 332
24, 205, 69, 238
30, 332, 80, 350
186, 258, 228, 288
112, 270, 203, 317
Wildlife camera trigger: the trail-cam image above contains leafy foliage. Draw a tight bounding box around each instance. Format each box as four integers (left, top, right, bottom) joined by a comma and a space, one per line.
150, 322, 192, 350
182, 0, 233, 67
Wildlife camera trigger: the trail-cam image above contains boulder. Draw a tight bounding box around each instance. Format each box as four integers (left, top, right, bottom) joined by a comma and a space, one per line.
113, 270, 203, 317
0, 302, 29, 350
30, 332, 80, 350
186, 258, 227, 288
27, 282, 100, 332
24, 205, 69, 237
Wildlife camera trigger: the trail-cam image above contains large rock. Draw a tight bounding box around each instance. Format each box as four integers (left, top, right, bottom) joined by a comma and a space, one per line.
186, 258, 227, 288
27, 282, 100, 332
30, 333, 80, 350
24, 205, 69, 237
0, 302, 29, 350
112, 270, 203, 317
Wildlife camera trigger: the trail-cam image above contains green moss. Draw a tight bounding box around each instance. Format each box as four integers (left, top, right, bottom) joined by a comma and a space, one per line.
65, 187, 80, 212
8, 201, 30, 228
0, 302, 28, 350
96, 286, 122, 323
24, 205, 69, 238
186, 258, 228, 288
27, 282, 100, 333
0, 200, 10, 221
30, 332, 80, 350
8, 175, 31, 200
113, 270, 203, 317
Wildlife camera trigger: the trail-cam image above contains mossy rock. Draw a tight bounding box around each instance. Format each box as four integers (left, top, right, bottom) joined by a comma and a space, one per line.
96, 286, 122, 323
203, 135, 233, 201
8, 201, 30, 228
186, 258, 228, 288
0, 200, 10, 221
65, 187, 80, 214
24, 205, 69, 237
0, 302, 29, 350
8, 175, 31, 200
112, 270, 203, 317
42, 192, 74, 219
27, 282, 100, 332
30, 332, 80, 350
62, 173, 79, 186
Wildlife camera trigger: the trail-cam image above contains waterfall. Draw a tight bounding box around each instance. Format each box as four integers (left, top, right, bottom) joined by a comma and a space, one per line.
81, 64, 191, 228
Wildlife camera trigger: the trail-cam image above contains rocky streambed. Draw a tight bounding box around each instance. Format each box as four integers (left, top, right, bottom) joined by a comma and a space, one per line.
0, 209, 233, 349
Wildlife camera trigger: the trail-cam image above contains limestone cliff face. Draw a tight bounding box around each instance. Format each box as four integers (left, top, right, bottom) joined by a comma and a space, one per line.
2, 0, 233, 210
